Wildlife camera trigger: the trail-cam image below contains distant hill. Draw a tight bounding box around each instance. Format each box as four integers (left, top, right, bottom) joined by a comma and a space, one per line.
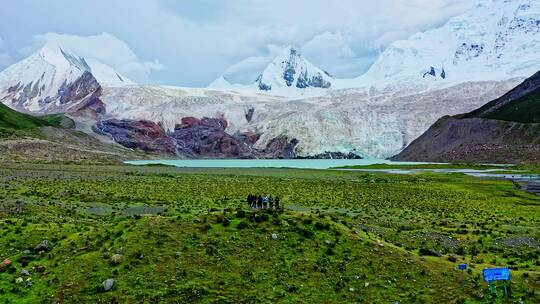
393, 71, 540, 164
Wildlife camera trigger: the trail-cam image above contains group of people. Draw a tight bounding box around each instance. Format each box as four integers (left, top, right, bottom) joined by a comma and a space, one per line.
246, 194, 281, 210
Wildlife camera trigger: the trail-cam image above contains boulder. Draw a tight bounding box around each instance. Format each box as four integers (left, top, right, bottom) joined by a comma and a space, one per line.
35, 240, 51, 252
110, 254, 122, 264
102, 279, 115, 292
0, 259, 12, 272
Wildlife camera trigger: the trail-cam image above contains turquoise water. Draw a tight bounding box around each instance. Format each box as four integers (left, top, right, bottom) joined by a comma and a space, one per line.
124, 159, 431, 169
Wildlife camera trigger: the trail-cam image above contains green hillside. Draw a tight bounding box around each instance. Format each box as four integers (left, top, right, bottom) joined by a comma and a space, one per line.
0, 102, 64, 130
484, 88, 540, 123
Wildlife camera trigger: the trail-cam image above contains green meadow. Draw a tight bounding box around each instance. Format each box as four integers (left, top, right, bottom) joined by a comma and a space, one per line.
0, 163, 538, 303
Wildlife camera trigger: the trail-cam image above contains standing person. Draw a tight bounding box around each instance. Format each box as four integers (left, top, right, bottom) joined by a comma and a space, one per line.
257, 195, 263, 209
247, 194, 252, 208
263, 195, 269, 209
269, 196, 274, 210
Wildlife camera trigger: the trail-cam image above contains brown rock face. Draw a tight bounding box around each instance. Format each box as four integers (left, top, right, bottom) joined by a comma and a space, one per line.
172, 117, 250, 158
94, 116, 307, 159
93, 119, 177, 155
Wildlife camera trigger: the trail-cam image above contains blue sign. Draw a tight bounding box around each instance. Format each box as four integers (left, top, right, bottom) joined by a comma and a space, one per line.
483, 267, 510, 282
458, 264, 467, 270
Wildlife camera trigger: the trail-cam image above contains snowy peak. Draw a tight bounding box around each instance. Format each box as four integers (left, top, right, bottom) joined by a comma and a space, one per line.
346, 0, 540, 90
38, 43, 91, 73
256, 47, 333, 91
0, 43, 133, 113
209, 47, 334, 95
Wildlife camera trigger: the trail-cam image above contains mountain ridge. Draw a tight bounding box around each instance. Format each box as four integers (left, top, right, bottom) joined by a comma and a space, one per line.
393, 70, 540, 164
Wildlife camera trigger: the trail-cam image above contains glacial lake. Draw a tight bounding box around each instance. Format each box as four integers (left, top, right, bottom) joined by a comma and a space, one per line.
124, 158, 432, 169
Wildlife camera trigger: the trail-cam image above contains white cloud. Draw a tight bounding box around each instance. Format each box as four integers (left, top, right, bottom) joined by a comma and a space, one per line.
223, 45, 288, 84
28, 32, 164, 82
0, 38, 10, 68
301, 31, 363, 77
0, 0, 478, 86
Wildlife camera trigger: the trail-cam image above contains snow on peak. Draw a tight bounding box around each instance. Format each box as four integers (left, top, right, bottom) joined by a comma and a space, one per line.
255, 46, 333, 91
0, 43, 133, 112
209, 46, 334, 96
339, 0, 540, 90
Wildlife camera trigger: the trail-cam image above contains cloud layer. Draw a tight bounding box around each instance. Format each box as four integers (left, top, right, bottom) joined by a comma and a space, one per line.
0, 0, 479, 86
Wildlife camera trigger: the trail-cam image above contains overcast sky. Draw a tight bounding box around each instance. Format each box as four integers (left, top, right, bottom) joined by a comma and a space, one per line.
0, 0, 479, 86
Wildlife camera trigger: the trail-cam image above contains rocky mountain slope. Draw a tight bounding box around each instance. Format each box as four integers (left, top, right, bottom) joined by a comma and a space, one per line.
393, 71, 540, 164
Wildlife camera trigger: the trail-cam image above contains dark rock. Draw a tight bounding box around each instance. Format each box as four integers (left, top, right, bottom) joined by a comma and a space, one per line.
58, 71, 100, 105
245, 107, 255, 123
419, 248, 442, 257
35, 265, 46, 273
263, 136, 298, 158
93, 119, 177, 155
35, 240, 51, 252
172, 117, 251, 158
296, 151, 362, 159
233, 131, 260, 146
67, 87, 106, 120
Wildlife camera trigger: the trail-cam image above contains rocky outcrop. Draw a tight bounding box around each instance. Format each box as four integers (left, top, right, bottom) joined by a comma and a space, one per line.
262, 135, 299, 159
172, 117, 253, 158
93, 119, 176, 155
92, 116, 336, 159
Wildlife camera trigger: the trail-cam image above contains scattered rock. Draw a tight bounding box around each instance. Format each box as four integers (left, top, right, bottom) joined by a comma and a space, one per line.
102, 279, 115, 292
21, 269, 31, 276
35, 240, 52, 252
35, 265, 46, 273
271, 233, 278, 240
498, 235, 540, 249
110, 254, 123, 264
0, 259, 12, 272
15, 277, 23, 284
473, 290, 484, 300
325, 240, 333, 245
364, 282, 369, 288
175, 252, 182, 258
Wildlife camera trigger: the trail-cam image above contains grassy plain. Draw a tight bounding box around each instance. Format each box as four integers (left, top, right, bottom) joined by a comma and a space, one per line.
0, 163, 538, 303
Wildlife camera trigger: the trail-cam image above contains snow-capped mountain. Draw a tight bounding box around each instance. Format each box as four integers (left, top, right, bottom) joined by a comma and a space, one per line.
0, 43, 132, 113
1, 0, 539, 159
338, 0, 540, 91
210, 47, 334, 96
